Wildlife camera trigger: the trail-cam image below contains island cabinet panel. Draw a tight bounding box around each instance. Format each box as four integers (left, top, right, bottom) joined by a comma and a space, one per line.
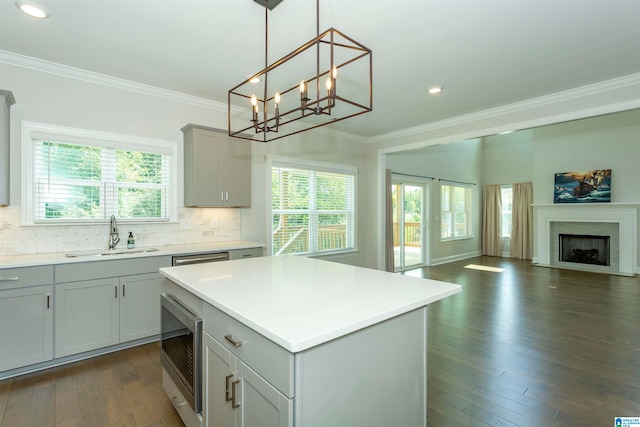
0, 284, 53, 371
204, 332, 236, 427
203, 302, 294, 398
293, 307, 428, 427
204, 332, 292, 427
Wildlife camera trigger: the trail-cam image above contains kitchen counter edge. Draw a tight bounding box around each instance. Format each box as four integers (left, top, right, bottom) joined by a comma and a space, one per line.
0, 240, 265, 269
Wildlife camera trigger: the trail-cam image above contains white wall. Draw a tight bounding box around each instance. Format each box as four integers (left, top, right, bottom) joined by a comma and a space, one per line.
532, 110, 640, 204
482, 130, 533, 185
386, 139, 483, 264
0, 62, 374, 266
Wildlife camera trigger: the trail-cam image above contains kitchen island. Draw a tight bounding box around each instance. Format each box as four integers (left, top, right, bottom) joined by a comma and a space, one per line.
160, 255, 461, 427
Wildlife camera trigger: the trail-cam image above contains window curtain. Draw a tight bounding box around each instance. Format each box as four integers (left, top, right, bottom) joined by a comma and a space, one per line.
482, 184, 502, 256
385, 169, 395, 272
510, 182, 533, 259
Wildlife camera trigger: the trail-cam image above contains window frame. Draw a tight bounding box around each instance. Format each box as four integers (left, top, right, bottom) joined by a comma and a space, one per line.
22, 121, 178, 225
440, 181, 474, 241
500, 184, 513, 238
268, 156, 358, 257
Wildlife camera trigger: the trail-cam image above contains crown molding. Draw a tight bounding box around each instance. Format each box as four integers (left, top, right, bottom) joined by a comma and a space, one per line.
1, 50, 368, 143
368, 73, 640, 144
3, 50, 637, 146
0, 50, 228, 111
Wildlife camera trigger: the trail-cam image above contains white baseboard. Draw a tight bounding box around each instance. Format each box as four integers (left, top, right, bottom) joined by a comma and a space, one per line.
431, 250, 482, 266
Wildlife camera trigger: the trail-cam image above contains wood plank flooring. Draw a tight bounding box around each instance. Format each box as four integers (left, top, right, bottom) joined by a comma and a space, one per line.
1, 257, 638, 426
412, 257, 640, 426
0, 342, 183, 427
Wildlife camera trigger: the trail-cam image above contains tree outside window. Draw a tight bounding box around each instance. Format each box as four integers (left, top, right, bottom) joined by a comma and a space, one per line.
441, 183, 473, 240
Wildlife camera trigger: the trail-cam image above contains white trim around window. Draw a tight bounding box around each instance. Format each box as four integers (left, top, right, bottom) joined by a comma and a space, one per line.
267, 156, 358, 257
21, 121, 179, 225
440, 180, 475, 241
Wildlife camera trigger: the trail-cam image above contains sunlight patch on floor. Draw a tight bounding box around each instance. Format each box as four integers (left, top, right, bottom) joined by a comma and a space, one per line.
464, 264, 506, 273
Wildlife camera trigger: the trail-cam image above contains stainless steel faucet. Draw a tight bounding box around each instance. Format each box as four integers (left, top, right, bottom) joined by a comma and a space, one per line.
108, 215, 120, 249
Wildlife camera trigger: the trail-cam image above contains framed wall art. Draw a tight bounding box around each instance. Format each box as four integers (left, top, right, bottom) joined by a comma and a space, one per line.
554, 169, 611, 203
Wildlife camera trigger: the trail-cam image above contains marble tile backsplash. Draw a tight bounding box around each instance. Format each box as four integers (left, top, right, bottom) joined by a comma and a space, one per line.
0, 206, 241, 256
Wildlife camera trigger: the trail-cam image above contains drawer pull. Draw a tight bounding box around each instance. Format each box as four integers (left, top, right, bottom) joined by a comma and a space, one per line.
225, 334, 243, 348
0, 277, 19, 281
225, 374, 233, 401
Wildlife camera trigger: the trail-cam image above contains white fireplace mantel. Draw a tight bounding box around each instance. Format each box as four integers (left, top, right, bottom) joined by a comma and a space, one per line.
533, 203, 639, 275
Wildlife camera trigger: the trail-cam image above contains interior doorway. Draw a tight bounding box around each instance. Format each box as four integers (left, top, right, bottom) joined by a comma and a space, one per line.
392, 175, 429, 271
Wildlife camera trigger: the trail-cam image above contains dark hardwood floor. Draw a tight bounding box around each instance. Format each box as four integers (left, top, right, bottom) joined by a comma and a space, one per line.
1, 257, 638, 426
0, 342, 183, 427
414, 256, 640, 426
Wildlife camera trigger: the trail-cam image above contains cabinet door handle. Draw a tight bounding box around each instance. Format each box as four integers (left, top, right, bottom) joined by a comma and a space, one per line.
47, 294, 50, 309
225, 374, 233, 402
220, 191, 224, 201
122, 284, 126, 298
0, 277, 19, 281
115, 285, 118, 298
225, 191, 229, 201
231, 379, 240, 409
225, 334, 243, 348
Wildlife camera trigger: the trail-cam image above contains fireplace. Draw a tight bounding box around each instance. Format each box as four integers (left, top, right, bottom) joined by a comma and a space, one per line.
559, 234, 610, 266
533, 203, 638, 276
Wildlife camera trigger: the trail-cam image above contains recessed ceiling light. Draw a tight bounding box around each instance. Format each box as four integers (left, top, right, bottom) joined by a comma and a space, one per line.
427, 86, 443, 95
249, 76, 261, 84
15, 0, 50, 18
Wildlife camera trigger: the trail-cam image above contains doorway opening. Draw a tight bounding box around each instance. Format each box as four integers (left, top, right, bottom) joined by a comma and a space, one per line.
392, 176, 429, 271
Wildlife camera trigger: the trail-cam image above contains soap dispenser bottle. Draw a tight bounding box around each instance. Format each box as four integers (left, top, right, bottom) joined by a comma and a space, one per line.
127, 232, 135, 249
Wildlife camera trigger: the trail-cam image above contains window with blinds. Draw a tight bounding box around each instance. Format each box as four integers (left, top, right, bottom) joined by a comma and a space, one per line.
271, 160, 356, 256
29, 132, 171, 223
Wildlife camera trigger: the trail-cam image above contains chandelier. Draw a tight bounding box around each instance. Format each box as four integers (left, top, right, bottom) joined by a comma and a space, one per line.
228, 0, 372, 142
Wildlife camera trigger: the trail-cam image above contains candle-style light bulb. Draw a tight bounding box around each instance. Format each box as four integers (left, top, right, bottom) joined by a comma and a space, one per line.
326, 77, 332, 91
251, 94, 257, 107
274, 92, 281, 104
332, 65, 338, 79
299, 81, 306, 93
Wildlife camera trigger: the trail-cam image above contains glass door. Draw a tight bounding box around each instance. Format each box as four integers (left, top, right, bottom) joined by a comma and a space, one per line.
392, 177, 428, 271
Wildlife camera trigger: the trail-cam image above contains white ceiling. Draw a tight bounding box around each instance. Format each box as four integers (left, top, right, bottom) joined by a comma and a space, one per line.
1, 0, 639, 139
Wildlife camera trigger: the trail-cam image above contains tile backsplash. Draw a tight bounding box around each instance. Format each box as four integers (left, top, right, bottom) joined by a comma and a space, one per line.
0, 206, 241, 256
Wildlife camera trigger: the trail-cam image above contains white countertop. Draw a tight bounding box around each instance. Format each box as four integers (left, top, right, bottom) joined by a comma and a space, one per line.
160, 255, 461, 353
0, 240, 264, 268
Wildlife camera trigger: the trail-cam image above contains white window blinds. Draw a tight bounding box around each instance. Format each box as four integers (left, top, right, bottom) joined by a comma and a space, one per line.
32, 139, 170, 222
271, 161, 356, 256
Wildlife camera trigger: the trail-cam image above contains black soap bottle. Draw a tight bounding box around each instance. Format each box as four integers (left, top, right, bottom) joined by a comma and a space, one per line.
127, 232, 135, 249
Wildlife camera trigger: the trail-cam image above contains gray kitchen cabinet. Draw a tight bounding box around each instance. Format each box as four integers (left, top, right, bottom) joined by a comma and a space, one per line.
0, 90, 15, 206
55, 277, 120, 356
228, 247, 263, 261
204, 332, 292, 427
0, 266, 53, 371
55, 256, 171, 357
182, 124, 251, 207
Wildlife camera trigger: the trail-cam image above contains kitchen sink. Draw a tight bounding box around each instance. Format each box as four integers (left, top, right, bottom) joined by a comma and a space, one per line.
65, 248, 159, 258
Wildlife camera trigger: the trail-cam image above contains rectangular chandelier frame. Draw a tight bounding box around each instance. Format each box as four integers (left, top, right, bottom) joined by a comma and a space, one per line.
228, 27, 372, 143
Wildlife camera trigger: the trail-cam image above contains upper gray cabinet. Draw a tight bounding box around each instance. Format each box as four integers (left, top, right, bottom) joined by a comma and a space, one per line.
0, 90, 15, 207
182, 124, 251, 207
